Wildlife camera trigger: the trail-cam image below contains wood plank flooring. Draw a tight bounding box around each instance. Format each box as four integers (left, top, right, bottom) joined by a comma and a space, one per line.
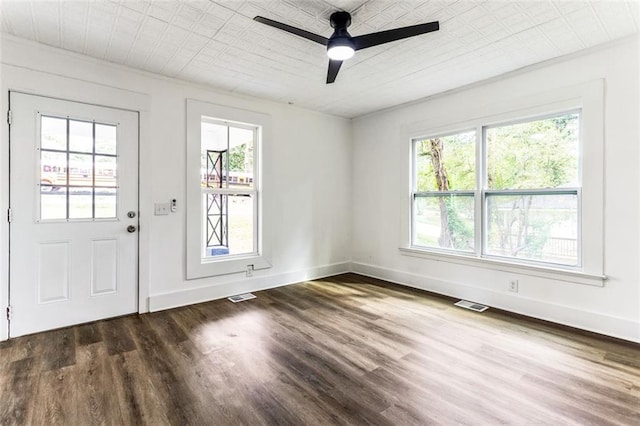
1, 273, 639, 425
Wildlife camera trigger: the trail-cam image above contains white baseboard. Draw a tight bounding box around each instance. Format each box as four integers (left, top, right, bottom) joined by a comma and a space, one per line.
350, 262, 640, 344
148, 262, 351, 312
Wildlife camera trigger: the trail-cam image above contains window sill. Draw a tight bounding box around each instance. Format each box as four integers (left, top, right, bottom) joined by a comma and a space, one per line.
399, 247, 606, 287
187, 253, 271, 280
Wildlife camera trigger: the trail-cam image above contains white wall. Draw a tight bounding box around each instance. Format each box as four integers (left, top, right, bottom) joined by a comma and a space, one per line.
0, 35, 352, 340
2, 33, 639, 343
351, 37, 640, 343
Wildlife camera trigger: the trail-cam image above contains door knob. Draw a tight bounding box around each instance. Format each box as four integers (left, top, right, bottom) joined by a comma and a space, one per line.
127, 225, 137, 233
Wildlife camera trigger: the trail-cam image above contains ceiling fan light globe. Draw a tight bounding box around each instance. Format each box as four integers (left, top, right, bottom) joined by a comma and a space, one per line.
327, 45, 354, 60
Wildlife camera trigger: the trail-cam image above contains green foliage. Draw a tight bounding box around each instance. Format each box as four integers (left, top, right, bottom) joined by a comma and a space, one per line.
415, 114, 579, 262
416, 131, 475, 191
228, 144, 246, 172
444, 197, 474, 250
486, 115, 578, 189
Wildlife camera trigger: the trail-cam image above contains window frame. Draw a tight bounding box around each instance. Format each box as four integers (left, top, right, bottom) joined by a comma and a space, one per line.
186, 99, 271, 279
401, 81, 605, 286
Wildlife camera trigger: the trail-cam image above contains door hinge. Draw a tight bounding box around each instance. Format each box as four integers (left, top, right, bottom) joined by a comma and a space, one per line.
6, 306, 11, 321
6, 110, 11, 125
7, 208, 12, 223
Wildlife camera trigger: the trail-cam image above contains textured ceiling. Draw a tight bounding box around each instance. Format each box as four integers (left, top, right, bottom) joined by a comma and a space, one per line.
1, 0, 638, 118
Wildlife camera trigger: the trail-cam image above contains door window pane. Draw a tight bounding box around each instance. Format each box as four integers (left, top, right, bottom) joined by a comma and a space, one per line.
69, 120, 93, 153
414, 195, 474, 251
41, 116, 67, 150
41, 187, 67, 220
95, 188, 117, 218
69, 188, 93, 219
95, 124, 116, 155
41, 151, 66, 189
95, 155, 117, 187
486, 194, 578, 265
68, 154, 93, 186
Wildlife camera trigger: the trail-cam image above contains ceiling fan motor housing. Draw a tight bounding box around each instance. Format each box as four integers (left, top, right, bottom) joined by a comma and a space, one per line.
328, 11, 355, 57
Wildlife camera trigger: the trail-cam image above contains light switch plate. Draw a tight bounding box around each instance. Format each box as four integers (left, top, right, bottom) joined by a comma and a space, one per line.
154, 202, 170, 216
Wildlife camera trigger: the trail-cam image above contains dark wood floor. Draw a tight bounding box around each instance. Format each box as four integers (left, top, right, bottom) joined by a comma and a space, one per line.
1, 273, 639, 425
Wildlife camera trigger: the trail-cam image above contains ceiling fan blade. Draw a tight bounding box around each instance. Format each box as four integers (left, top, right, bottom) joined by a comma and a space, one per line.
254, 16, 328, 46
352, 21, 439, 50
326, 59, 343, 84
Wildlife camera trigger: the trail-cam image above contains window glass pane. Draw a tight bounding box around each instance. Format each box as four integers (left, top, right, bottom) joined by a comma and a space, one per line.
229, 127, 254, 190
69, 188, 93, 219
41, 150, 66, 189
41, 116, 67, 150
415, 131, 475, 191
69, 120, 93, 153
95, 124, 116, 155
228, 194, 254, 255
95, 188, 117, 218
204, 192, 228, 256
68, 154, 93, 186
202, 122, 229, 189
95, 155, 117, 187
413, 195, 474, 251
486, 114, 579, 190
486, 194, 578, 265
41, 187, 67, 220
203, 193, 254, 257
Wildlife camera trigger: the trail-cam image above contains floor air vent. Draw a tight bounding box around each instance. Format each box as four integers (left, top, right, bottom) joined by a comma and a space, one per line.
228, 293, 256, 303
454, 300, 489, 312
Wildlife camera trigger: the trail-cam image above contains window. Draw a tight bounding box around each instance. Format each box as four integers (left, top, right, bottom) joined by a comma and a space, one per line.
201, 120, 257, 258
411, 112, 581, 268
484, 114, 579, 266
39, 115, 118, 221
186, 100, 271, 279
412, 130, 476, 252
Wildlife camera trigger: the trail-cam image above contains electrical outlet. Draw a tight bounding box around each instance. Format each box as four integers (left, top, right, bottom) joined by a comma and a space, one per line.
509, 279, 519, 292
246, 265, 253, 277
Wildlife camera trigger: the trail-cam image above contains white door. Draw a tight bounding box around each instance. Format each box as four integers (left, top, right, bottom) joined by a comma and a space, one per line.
9, 92, 139, 337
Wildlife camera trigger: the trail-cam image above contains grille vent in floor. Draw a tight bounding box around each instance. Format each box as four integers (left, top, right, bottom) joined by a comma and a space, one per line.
228, 293, 256, 303
454, 300, 489, 312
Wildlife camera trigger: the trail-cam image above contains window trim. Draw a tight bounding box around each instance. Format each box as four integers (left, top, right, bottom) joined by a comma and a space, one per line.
400, 80, 605, 285
186, 99, 271, 279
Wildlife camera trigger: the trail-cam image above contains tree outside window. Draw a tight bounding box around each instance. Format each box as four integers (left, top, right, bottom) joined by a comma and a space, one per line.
412, 112, 580, 267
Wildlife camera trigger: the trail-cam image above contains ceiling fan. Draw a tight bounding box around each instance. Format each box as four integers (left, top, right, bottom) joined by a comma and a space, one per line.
254, 11, 439, 84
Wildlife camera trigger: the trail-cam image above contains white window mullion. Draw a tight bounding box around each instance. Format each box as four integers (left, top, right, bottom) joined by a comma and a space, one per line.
475, 124, 484, 259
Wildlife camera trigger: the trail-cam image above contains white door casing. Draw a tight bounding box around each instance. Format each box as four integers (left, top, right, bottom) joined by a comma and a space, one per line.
9, 92, 138, 337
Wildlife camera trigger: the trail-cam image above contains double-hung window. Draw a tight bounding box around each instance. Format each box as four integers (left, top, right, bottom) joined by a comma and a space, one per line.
412, 130, 477, 252
484, 113, 580, 266
186, 100, 271, 279
411, 111, 582, 269
201, 119, 257, 258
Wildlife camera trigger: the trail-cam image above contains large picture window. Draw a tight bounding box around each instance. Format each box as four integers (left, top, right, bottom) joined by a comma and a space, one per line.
411, 112, 581, 268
